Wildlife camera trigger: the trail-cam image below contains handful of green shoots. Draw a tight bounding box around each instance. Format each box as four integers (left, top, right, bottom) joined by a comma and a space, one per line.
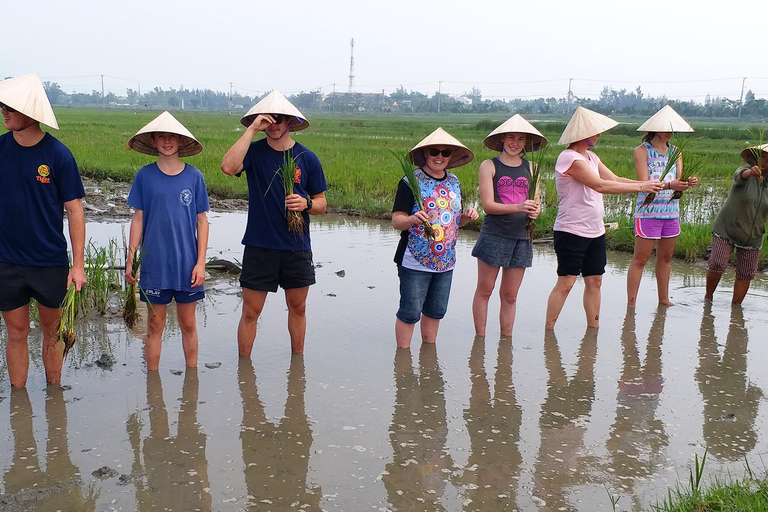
123, 248, 145, 330
671, 155, 704, 200
278, 150, 306, 236
745, 128, 766, 183
58, 283, 80, 360
390, 150, 435, 240
641, 136, 692, 208
524, 144, 549, 239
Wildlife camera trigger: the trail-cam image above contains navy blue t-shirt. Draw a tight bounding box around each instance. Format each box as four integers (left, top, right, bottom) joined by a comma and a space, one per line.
0, 132, 85, 267
127, 163, 210, 291
239, 139, 327, 251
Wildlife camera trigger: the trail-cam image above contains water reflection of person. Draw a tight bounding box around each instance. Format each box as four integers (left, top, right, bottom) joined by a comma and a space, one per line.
383, 345, 455, 511
696, 305, 763, 460
238, 356, 321, 509
533, 329, 598, 510
134, 370, 211, 511
605, 308, 669, 508
457, 336, 522, 509
3, 387, 96, 510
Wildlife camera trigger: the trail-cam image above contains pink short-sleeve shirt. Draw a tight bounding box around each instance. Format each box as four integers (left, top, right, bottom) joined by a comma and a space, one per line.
553, 149, 606, 238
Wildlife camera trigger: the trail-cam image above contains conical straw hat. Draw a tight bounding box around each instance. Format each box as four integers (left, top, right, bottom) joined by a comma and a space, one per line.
557, 107, 618, 145
0, 73, 58, 129
240, 90, 309, 132
740, 143, 768, 164
408, 127, 474, 169
637, 105, 694, 133
484, 114, 548, 152
127, 111, 203, 157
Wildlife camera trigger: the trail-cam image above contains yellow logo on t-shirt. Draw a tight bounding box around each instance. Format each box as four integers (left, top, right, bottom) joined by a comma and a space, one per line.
36, 164, 51, 184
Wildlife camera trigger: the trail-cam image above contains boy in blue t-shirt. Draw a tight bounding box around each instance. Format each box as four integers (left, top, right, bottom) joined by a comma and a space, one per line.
126, 111, 210, 371
0, 73, 86, 388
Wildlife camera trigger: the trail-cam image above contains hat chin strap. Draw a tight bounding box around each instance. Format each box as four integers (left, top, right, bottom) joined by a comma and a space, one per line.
266, 125, 291, 141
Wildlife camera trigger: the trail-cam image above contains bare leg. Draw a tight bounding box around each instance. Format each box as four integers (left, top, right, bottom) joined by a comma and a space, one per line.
472, 260, 500, 336
583, 275, 603, 328
38, 305, 64, 385
285, 287, 309, 354
145, 304, 168, 371
237, 288, 268, 358
732, 279, 751, 304
420, 315, 440, 344
176, 302, 199, 368
3, 305, 31, 388
395, 318, 416, 349
627, 237, 654, 307
704, 271, 722, 301
655, 237, 677, 306
499, 267, 526, 337
545, 276, 577, 329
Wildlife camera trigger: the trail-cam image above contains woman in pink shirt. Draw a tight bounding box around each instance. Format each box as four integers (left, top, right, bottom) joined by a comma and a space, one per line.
544, 107, 664, 330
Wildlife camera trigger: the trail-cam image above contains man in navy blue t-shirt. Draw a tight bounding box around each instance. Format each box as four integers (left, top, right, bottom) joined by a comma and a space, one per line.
0, 74, 86, 388
221, 91, 327, 357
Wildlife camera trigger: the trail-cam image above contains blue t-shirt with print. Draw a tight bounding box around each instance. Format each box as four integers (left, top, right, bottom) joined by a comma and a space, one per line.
239, 139, 327, 251
0, 132, 85, 267
127, 163, 210, 291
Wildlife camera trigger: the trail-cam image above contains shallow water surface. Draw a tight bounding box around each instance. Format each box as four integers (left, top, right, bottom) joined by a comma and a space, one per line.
1, 213, 768, 511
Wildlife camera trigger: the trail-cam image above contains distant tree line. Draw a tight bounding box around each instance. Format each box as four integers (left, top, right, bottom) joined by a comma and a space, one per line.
42, 81, 768, 119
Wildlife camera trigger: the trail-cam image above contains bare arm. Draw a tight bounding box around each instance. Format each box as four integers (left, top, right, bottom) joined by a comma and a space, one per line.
478, 159, 538, 216
221, 115, 276, 175
64, 198, 86, 291
567, 160, 663, 195
125, 209, 143, 285
191, 212, 209, 287
633, 145, 650, 181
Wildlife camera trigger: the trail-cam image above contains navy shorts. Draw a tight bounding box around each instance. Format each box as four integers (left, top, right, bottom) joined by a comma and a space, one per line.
140, 288, 205, 305
0, 262, 68, 310
472, 232, 533, 268
396, 266, 453, 324
553, 231, 606, 277
240, 246, 316, 292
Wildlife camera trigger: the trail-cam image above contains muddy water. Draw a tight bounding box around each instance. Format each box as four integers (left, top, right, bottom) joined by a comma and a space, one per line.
1, 213, 768, 511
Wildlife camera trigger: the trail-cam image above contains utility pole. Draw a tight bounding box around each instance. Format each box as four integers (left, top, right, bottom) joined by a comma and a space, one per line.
138, 82, 141, 106
229, 82, 234, 111
101, 74, 105, 109
567, 78, 573, 114
738, 76, 747, 118
333, 83, 336, 111
437, 81, 442, 114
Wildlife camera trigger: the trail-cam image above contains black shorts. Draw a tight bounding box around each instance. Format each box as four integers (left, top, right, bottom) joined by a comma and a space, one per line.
240, 246, 316, 292
553, 231, 606, 277
0, 262, 69, 310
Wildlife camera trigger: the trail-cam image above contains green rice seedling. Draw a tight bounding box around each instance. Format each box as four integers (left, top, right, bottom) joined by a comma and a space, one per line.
389, 149, 435, 240
525, 144, 550, 238
84, 239, 121, 314
745, 127, 766, 183
671, 154, 705, 200
270, 149, 306, 236
123, 248, 145, 329
641, 135, 693, 208
58, 283, 79, 360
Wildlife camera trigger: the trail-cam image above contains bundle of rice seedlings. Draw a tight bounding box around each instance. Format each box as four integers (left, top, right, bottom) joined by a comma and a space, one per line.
278, 150, 306, 235
641, 135, 692, 208
525, 145, 549, 239
671, 155, 705, 200
745, 128, 766, 183
123, 249, 144, 329
390, 150, 435, 240
58, 284, 78, 360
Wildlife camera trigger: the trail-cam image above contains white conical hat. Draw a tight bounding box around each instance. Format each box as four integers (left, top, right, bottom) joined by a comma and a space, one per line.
408, 127, 474, 169
637, 105, 694, 133
240, 90, 309, 131
483, 114, 548, 152
127, 111, 203, 157
741, 143, 768, 164
0, 73, 58, 129
557, 107, 618, 145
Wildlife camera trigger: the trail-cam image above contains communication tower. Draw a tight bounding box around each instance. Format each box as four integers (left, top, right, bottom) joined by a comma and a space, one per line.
348, 38, 355, 93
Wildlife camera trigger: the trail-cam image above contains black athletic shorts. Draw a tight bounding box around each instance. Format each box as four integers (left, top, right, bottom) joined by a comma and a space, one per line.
553, 231, 606, 277
0, 262, 69, 310
240, 246, 315, 292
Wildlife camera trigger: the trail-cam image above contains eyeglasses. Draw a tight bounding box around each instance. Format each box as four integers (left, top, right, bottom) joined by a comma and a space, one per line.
0, 102, 17, 113
428, 148, 453, 158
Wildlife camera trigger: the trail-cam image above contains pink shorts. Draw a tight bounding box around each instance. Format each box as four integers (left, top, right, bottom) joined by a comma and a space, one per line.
634, 218, 680, 239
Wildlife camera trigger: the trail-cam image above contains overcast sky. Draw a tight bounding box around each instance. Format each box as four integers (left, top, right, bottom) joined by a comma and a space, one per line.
4, 0, 764, 102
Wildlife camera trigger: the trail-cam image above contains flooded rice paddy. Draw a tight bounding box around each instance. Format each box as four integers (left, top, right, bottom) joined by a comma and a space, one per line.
2, 213, 768, 511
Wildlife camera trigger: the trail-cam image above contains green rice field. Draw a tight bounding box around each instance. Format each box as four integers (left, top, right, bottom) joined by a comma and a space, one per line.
30, 108, 768, 262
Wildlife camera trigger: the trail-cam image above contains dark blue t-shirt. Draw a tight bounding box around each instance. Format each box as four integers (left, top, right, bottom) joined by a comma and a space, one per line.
0, 132, 84, 267
239, 139, 327, 251
127, 163, 210, 291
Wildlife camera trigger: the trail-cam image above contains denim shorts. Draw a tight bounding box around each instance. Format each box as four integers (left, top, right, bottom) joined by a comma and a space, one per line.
396, 266, 453, 324
472, 232, 533, 268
